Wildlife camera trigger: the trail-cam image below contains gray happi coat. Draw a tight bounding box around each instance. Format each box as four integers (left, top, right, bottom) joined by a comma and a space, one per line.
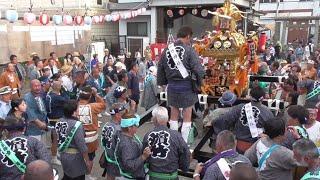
116, 133, 145, 179
213, 101, 274, 143
142, 125, 191, 175
0, 134, 51, 180
101, 121, 121, 177
55, 117, 88, 178
157, 40, 205, 108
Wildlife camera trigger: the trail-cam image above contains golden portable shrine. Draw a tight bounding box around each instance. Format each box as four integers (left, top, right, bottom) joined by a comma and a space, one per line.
193, 0, 262, 97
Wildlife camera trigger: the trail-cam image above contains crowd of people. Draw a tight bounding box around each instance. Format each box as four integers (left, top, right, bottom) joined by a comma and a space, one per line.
0, 26, 320, 180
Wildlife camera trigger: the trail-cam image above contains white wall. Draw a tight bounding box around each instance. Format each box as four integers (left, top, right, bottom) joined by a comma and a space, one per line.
118, 13, 151, 51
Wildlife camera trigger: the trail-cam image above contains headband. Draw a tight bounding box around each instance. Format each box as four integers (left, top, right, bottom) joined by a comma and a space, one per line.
109, 105, 126, 115
121, 115, 140, 128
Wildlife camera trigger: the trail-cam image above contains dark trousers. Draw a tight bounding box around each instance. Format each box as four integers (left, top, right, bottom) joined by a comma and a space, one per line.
62, 174, 85, 180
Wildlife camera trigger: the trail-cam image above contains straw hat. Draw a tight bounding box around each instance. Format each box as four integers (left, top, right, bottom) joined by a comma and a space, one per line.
73, 51, 80, 57
60, 65, 73, 75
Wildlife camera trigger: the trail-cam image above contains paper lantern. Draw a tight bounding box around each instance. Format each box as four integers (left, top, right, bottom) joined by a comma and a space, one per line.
141, 7, 147, 13
137, 9, 142, 14
258, 32, 267, 53
112, 14, 120, 22
53, 14, 62, 25
167, 10, 173, 17
39, 13, 50, 25
74, 15, 83, 25
192, 9, 198, 15
63, 15, 73, 25
179, 9, 185, 16
92, 16, 100, 23
132, 11, 138, 17
99, 15, 104, 23
201, 9, 208, 17
84, 16, 92, 25
6, 9, 18, 23
23, 12, 36, 24
120, 13, 126, 20
104, 14, 112, 22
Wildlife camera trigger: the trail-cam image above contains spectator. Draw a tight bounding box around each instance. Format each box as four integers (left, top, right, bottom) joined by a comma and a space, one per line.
22, 160, 54, 180
63, 52, 72, 66
245, 117, 298, 180
6, 98, 27, 125
141, 66, 158, 110
103, 48, 114, 65
29, 58, 44, 80
263, 49, 275, 66
60, 65, 74, 93
143, 106, 191, 179
293, 139, 320, 179
127, 61, 140, 109
49, 52, 61, 68
194, 130, 251, 180
90, 54, 99, 73
286, 48, 296, 64
24, 79, 48, 141
46, 58, 59, 78
302, 60, 317, 80
55, 100, 93, 180
295, 44, 304, 62
0, 63, 21, 99
303, 108, 320, 148
0, 86, 12, 120
138, 58, 147, 91
135, 48, 142, 63
10, 54, 26, 84
87, 68, 106, 97
0, 116, 51, 180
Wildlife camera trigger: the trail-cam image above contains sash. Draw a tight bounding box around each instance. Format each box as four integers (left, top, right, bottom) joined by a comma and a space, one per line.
258, 144, 279, 170
201, 149, 236, 177
148, 171, 178, 179
0, 140, 26, 173
216, 158, 231, 180
167, 43, 189, 78
301, 170, 320, 180
244, 103, 260, 138
291, 126, 309, 139
58, 121, 82, 152
306, 86, 320, 100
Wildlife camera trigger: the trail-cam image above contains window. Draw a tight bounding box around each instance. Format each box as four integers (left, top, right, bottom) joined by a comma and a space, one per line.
97, 0, 102, 5
127, 22, 148, 37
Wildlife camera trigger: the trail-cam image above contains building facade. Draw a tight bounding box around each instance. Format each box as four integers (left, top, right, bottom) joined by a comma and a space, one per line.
255, 0, 320, 46
108, 0, 150, 56
0, 0, 118, 63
